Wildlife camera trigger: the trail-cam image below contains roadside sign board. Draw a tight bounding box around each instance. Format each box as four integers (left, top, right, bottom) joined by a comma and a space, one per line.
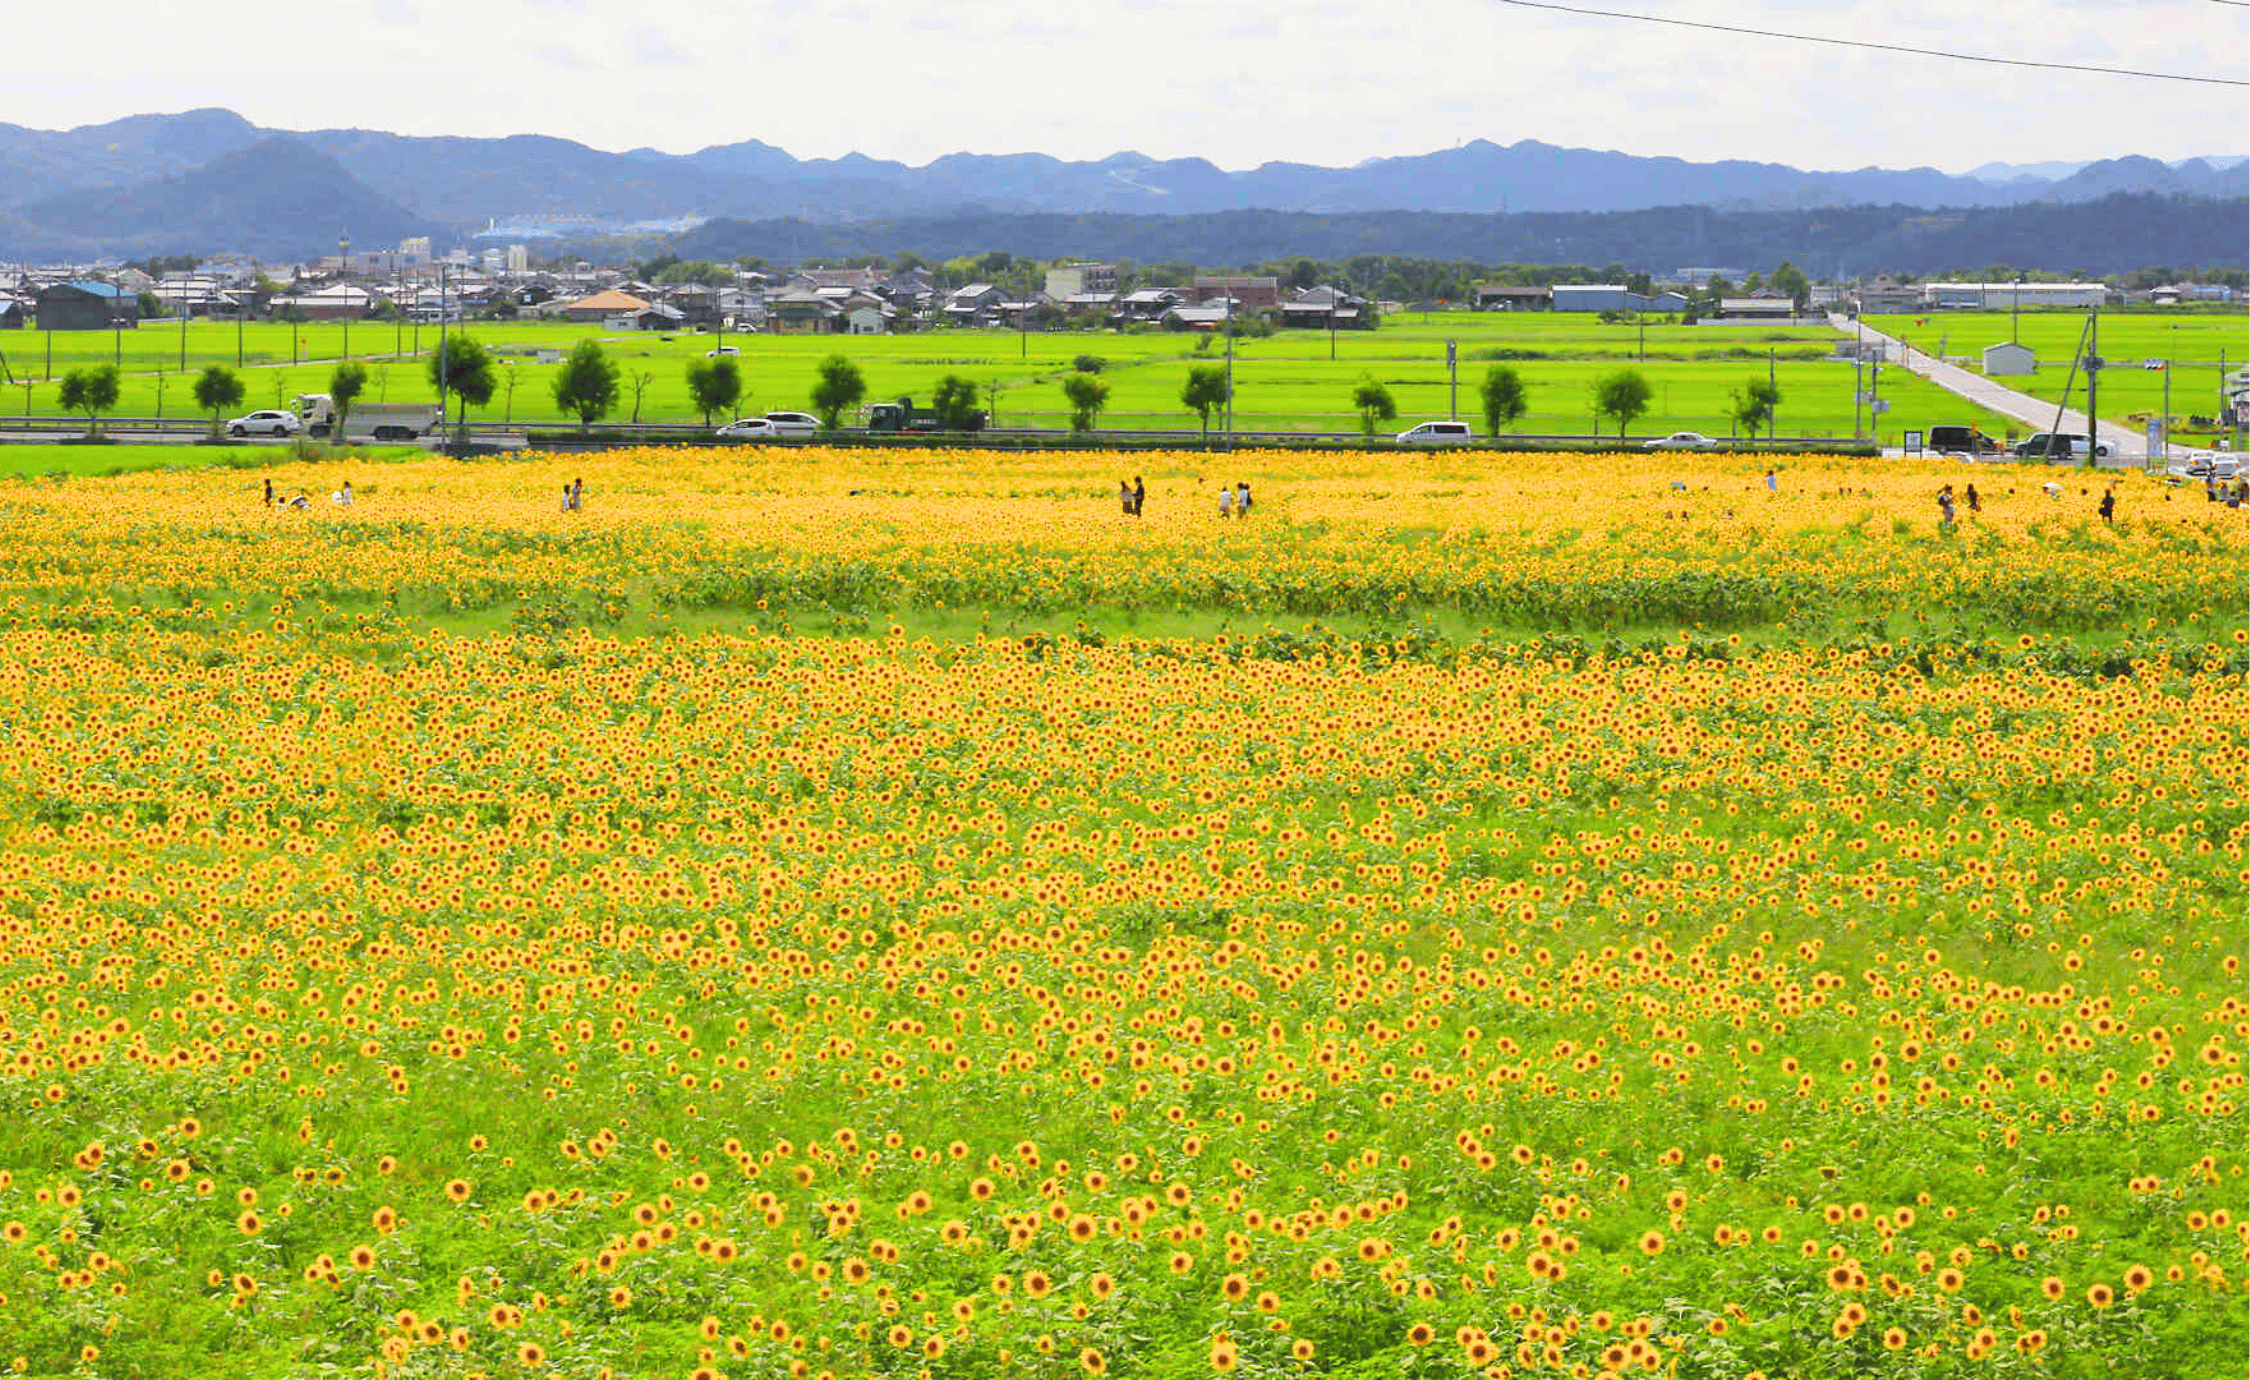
1903, 430, 1922, 455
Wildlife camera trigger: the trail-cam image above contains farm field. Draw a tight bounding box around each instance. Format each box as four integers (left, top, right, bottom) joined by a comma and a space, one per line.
1865, 312, 2249, 447
3, 314, 2022, 443
0, 444, 2241, 1378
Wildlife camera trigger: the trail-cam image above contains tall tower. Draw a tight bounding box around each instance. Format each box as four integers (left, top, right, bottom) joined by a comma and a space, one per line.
339, 229, 350, 276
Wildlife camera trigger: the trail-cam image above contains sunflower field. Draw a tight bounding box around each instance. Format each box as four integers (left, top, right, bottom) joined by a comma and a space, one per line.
0, 446, 2240, 1379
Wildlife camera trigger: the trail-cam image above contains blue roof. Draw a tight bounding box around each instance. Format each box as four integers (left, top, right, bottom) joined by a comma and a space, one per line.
56, 280, 127, 298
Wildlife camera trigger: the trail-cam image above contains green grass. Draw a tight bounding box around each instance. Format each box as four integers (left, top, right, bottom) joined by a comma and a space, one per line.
1867, 309, 2249, 443
4, 314, 2026, 443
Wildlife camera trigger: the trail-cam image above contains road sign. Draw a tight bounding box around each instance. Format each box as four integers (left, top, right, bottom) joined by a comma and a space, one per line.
1903, 429, 1923, 455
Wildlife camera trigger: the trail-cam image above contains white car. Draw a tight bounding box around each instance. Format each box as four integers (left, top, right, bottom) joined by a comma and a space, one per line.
715, 417, 780, 440
762, 411, 821, 437
2168, 453, 2239, 482
704, 344, 740, 358
1395, 420, 1474, 446
1643, 431, 1718, 450
228, 410, 302, 438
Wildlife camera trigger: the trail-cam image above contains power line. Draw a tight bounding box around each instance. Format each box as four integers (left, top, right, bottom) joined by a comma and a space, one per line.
1492, 0, 2250, 86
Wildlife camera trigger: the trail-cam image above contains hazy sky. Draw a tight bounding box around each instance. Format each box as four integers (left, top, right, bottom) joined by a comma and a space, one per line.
14, 0, 2244, 172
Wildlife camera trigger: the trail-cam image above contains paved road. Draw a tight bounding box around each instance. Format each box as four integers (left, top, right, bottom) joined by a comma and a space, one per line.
1828, 313, 2148, 461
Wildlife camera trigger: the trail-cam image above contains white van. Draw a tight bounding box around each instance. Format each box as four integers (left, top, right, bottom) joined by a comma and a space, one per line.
1396, 421, 1474, 446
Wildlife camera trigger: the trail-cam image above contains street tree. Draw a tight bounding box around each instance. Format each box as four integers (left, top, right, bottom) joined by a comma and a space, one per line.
1731, 377, 1783, 441
931, 374, 982, 430
328, 361, 367, 436
685, 356, 744, 427
809, 355, 866, 429
551, 340, 622, 432
1479, 365, 1529, 434
57, 365, 121, 436
1061, 372, 1110, 433
193, 365, 245, 438
1591, 368, 1653, 438
1180, 365, 1229, 441
1352, 379, 1397, 438
426, 335, 495, 437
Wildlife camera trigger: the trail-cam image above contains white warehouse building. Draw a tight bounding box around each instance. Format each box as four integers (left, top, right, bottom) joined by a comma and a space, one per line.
1925, 281, 2109, 310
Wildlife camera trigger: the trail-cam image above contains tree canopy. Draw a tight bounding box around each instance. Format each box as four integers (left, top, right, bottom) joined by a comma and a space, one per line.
1479, 365, 1529, 434
809, 356, 866, 429
1180, 365, 1229, 441
685, 356, 744, 427
1591, 369, 1653, 438
1061, 373, 1111, 433
551, 341, 622, 432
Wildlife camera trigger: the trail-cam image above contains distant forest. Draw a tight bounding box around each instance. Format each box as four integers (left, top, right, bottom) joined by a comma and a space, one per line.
638, 194, 2248, 284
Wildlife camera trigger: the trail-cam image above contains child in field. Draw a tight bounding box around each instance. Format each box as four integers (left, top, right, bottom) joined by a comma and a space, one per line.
1235, 481, 1252, 517
1218, 485, 1234, 518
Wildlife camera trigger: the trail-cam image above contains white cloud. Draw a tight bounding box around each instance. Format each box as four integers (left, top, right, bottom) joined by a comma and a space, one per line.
3, 0, 2239, 170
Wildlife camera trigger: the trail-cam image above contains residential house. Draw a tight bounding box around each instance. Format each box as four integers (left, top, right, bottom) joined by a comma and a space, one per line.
1118, 288, 1183, 323
1278, 285, 1372, 330
635, 303, 688, 332
1060, 292, 1118, 321
0, 297, 27, 329
943, 283, 1004, 323
1044, 262, 1118, 300
768, 290, 842, 334
845, 303, 892, 335
1852, 277, 1923, 315
269, 283, 377, 321
35, 281, 136, 331
559, 289, 652, 323
1193, 276, 1278, 311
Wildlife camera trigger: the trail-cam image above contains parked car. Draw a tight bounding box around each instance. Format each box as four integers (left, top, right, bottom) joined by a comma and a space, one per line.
2168, 453, 2239, 481
1927, 424, 1999, 455
2013, 432, 2112, 461
762, 411, 821, 437
1643, 431, 1718, 450
228, 410, 301, 438
715, 417, 780, 440
704, 344, 740, 358
1394, 420, 1474, 446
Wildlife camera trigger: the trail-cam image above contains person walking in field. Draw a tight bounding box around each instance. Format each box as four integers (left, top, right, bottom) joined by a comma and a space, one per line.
1965, 483, 1980, 515
1235, 481, 1252, 517
263, 478, 273, 509
1131, 476, 1145, 516
2098, 488, 2115, 525
1764, 468, 1777, 492
571, 477, 584, 511
1937, 484, 1955, 529
1119, 479, 1133, 515
1218, 485, 1235, 519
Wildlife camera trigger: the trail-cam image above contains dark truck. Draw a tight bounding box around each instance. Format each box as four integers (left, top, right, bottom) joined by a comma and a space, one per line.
864, 396, 986, 433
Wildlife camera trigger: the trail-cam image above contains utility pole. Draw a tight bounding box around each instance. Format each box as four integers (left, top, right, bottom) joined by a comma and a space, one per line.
1853, 316, 1864, 440
437, 262, 449, 438
2161, 352, 2171, 469
1447, 338, 1458, 421
2084, 306, 2099, 465
1223, 287, 1235, 450
1768, 347, 1777, 441
179, 310, 187, 372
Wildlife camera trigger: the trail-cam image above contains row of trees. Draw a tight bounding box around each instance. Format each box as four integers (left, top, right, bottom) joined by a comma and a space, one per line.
42, 347, 1777, 441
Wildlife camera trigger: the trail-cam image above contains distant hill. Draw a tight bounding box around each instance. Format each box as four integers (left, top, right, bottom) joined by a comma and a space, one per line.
659, 195, 2250, 280
0, 109, 2242, 262
4, 137, 440, 260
